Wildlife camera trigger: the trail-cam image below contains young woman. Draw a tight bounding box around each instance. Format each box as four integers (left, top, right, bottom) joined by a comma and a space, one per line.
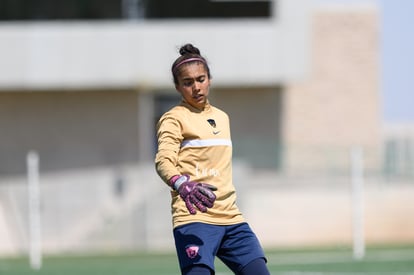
155, 43, 270, 275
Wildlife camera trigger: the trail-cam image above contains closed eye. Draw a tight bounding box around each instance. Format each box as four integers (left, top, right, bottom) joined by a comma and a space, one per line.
183, 80, 193, 87
197, 76, 206, 83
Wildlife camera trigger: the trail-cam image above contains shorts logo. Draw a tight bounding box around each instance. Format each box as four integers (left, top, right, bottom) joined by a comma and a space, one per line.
185, 245, 199, 259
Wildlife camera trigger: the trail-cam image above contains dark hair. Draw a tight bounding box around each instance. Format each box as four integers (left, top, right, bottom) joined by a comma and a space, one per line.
171, 43, 211, 85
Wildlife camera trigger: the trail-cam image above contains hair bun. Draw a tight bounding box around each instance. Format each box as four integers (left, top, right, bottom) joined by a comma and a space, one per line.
179, 43, 201, 56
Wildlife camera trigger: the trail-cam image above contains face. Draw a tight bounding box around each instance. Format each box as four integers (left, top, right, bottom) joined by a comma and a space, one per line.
175, 63, 210, 110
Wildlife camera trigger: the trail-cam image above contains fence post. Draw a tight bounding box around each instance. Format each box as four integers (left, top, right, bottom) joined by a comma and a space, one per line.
350, 146, 365, 260
27, 151, 42, 270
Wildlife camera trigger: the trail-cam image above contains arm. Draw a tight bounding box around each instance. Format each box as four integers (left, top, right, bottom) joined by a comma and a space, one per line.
155, 115, 183, 185
155, 114, 217, 214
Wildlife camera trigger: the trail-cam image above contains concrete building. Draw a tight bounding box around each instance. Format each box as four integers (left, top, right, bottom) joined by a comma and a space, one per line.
0, 1, 382, 177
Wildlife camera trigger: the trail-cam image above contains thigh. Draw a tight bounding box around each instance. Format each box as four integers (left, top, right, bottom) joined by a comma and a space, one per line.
173, 222, 224, 272
182, 264, 214, 275
217, 223, 267, 273
239, 258, 270, 275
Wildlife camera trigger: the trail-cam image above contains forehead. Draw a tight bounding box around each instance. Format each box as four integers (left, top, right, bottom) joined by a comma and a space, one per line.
177, 63, 207, 79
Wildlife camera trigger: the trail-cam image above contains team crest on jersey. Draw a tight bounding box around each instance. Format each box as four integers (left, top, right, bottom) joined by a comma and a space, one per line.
207, 119, 216, 128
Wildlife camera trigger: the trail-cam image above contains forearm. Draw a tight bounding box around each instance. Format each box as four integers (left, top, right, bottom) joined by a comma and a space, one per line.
155, 150, 181, 185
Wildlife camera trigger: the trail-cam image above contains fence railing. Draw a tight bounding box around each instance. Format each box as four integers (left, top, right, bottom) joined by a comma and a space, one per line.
0, 144, 413, 258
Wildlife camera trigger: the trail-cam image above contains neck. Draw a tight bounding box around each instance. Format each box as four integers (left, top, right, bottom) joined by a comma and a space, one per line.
183, 100, 209, 112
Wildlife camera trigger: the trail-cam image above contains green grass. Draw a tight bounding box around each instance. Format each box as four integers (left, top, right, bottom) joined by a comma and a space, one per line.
1, 245, 414, 274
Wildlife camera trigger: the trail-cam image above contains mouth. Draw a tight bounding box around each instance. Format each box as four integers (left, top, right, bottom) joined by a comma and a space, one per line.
193, 94, 204, 101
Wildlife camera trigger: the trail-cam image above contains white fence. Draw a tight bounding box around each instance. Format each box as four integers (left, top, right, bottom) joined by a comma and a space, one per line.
0, 147, 413, 258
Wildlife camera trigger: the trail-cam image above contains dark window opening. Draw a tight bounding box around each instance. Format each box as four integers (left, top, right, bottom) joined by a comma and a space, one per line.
0, 0, 123, 20
146, 0, 271, 19
0, 0, 273, 21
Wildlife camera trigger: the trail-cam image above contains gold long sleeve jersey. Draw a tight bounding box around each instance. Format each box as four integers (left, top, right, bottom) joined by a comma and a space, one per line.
155, 100, 244, 228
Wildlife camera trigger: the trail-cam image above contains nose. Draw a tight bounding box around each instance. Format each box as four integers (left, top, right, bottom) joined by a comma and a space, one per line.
193, 81, 201, 92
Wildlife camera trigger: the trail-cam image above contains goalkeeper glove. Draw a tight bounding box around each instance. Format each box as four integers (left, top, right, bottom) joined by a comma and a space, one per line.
170, 175, 217, 215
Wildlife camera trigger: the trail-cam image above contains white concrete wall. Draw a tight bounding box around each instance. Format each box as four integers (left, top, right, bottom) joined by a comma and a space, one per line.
1, 164, 414, 256
0, 203, 19, 255
0, 0, 311, 90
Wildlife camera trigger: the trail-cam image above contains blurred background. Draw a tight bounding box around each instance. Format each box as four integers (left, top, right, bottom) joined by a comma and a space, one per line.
0, 0, 413, 261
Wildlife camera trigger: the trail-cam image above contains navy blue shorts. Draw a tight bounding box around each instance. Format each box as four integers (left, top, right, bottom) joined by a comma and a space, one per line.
173, 222, 266, 273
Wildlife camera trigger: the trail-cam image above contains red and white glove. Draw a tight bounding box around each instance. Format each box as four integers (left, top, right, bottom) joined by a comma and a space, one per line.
170, 175, 217, 215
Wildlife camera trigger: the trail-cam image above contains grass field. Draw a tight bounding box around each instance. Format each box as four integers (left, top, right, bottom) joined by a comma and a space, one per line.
1, 245, 414, 275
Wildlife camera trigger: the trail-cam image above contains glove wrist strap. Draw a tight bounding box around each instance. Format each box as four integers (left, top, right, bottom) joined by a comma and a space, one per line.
170, 175, 189, 190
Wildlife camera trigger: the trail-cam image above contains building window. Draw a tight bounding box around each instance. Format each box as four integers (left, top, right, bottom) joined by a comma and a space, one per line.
0, 0, 272, 21
145, 0, 272, 19
0, 0, 123, 20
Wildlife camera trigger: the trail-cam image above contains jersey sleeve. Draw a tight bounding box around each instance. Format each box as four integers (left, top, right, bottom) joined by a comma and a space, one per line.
155, 114, 183, 185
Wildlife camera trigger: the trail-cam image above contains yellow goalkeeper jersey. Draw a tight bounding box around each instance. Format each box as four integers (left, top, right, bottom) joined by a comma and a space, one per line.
155, 100, 244, 228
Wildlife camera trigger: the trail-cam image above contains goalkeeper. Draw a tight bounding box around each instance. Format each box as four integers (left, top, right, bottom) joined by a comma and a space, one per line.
155, 43, 270, 275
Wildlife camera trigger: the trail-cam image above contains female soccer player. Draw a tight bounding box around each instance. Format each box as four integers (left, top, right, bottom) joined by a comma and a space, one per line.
155, 43, 270, 275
